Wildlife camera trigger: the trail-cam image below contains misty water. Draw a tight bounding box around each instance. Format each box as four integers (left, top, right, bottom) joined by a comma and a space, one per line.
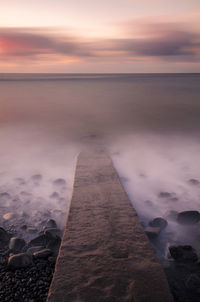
0, 73, 200, 259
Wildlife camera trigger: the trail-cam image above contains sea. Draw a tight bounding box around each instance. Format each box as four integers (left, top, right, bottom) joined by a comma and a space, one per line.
0, 73, 200, 257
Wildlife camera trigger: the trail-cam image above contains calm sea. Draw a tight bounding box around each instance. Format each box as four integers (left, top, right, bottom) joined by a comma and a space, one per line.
0, 73, 200, 254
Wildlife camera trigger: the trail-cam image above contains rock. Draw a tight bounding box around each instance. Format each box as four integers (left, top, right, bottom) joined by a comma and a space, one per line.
189, 179, 200, 185
8, 253, 32, 269
0, 227, 10, 242
149, 217, 168, 230
31, 174, 42, 181
15, 177, 26, 185
9, 237, 26, 253
26, 227, 37, 234
185, 274, 200, 290
27, 246, 44, 255
29, 235, 47, 247
21, 224, 27, 230
44, 228, 61, 238
45, 219, 57, 229
0, 192, 10, 199
169, 245, 198, 263
159, 192, 172, 198
177, 211, 200, 225
50, 192, 60, 199
53, 178, 66, 186
145, 226, 161, 238
3, 212, 17, 220
33, 248, 52, 259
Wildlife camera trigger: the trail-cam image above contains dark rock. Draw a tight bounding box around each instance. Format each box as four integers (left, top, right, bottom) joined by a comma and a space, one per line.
33, 249, 52, 259
46, 236, 61, 254
53, 178, 66, 186
9, 237, 26, 253
50, 192, 60, 199
189, 179, 200, 185
31, 174, 42, 181
44, 228, 61, 238
29, 235, 47, 247
0, 227, 10, 242
169, 245, 198, 263
145, 226, 161, 238
21, 224, 27, 230
8, 253, 32, 269
149, 217, 168, 230
45, 219, 57, 229
159, 192, 172, 198
0, 192, 10, 199
185, 274, 200, 290
26, 227, 37, 234
27, 246, 44, 255
177, 211, 200, 225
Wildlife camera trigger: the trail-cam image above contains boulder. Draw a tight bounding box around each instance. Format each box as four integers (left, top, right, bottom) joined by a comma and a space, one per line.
9, 237, 26, 253
8, 253, 32, 269
189, 179, 200, 185
44, 228, 61, 238
0, 227, 10, 242
45, 219, 57, 229
29, 235, 47, 247
145, 226, 161, 239
169, 245, 198, 263
33, 248, 52, 259
177, 211, 200, 225
27, 246, 44, 255
185, 274, 200, 290
159, 192, 172, 198
53, 178, 66, 186
149, 217, 168, 230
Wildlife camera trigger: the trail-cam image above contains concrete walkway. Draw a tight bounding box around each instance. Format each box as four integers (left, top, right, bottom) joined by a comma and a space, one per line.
47, 150, 173, 302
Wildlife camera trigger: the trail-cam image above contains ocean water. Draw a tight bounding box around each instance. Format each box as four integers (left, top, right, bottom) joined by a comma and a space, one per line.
0, 73, 200, 256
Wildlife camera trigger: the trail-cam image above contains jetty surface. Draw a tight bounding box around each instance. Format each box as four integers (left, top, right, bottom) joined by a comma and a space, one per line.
47, 149, 173, 302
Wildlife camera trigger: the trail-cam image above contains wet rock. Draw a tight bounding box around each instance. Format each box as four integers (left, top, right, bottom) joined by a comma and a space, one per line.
177, 211, 200, 225
189, 179, 200, 185
159, 192, 172, 198
29, 235, 47, 247
26, 227, 37, 234
185, 274, 200, 291
9, 237, 26, 253
53, 178, 66, 186
46, 236, 61, 254
169, 245, 198, 263
8, 253, 32, 269
27, 246, 44, 255
33, 249, 52, 259
149, 217, 168, 230
44, 228, 61, 239
0, 192, 10, 199
145, 226, 161, 238
0, 227, 10, 242
45, 219, 57, 229
31, 174, 42, 181
185, 274, 200, 290
3, 212, 17, 220
50, 192, 60, 199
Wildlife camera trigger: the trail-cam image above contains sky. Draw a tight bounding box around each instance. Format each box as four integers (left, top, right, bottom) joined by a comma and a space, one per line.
0, 0, 200, 72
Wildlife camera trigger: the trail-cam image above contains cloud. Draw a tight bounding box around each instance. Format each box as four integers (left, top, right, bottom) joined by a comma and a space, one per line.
0, 22, 200, 65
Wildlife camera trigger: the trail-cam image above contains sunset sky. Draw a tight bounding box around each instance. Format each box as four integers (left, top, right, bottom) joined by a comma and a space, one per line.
0, 0, 200, 72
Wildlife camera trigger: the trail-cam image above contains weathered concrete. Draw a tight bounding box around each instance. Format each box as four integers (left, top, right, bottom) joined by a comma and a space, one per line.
47, 149, 173, 302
